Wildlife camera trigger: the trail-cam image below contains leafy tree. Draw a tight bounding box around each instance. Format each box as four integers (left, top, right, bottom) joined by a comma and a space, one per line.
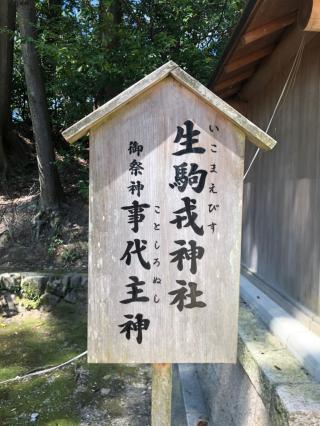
12, 0, 244, 131
2, 0, 243, 208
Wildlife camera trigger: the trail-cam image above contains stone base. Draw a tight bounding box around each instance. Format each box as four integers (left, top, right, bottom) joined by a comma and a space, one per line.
0, 272, 88, 316
181, 301, 320, 426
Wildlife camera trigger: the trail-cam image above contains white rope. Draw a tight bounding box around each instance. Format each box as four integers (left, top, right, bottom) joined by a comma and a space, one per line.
0, 350, 88, 386
243, 34, 306, 181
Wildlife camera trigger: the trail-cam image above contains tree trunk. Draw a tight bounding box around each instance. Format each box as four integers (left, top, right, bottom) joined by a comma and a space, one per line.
95, 0, 124, 107
17, 0, 63, 210
0, 0, 16, 180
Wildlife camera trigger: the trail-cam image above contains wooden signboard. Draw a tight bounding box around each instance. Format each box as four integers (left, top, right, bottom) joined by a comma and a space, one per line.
62, 62, 276, 365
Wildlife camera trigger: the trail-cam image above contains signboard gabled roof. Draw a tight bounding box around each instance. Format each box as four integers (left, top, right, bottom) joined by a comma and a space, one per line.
62, 61, 276, 151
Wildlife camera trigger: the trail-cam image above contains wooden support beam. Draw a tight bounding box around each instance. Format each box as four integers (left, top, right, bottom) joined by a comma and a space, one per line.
152, 363, 172, 426
240, 26, 317, 101
225, 45, 274, 74
241, 12, 297, 46
214, 69, 255, 92
215, 84, 242, 100
299, 0, 320, 31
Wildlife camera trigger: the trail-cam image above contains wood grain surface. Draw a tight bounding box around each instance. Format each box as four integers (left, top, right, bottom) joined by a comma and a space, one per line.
88, 77, 245, 363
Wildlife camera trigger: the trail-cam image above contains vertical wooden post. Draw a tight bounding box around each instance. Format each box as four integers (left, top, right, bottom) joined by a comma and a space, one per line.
151, 363, 172, 426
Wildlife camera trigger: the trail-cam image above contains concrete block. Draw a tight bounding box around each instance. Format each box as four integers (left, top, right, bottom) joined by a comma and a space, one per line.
272, 383, 320, 426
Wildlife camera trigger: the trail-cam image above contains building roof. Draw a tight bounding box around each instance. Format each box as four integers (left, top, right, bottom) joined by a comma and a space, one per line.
62, 61, 276, 151
209, 0, 299, 99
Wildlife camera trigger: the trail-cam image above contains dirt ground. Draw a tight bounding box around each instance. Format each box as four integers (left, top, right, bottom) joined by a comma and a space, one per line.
0, 303, 151, 425
0, 140, 89, 273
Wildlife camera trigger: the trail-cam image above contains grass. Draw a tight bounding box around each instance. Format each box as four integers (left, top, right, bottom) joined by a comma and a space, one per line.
1, 371, 79, 425
0, 302, 150, 425
0, 302, 87, 383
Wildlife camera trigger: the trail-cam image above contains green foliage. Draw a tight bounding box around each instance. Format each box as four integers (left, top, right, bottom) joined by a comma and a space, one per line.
12, 0, 244, 131
19, 297, 41, 310
48, 234, 63, 255
21, 287, 41, 302
60, 247, 81, 264
20, 278, 45, 310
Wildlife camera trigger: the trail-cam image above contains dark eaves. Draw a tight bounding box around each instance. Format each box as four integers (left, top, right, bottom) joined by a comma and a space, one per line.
208, 0, 260, 89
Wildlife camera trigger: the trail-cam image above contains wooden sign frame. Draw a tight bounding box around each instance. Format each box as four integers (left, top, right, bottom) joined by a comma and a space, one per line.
62, 61, 276, 425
